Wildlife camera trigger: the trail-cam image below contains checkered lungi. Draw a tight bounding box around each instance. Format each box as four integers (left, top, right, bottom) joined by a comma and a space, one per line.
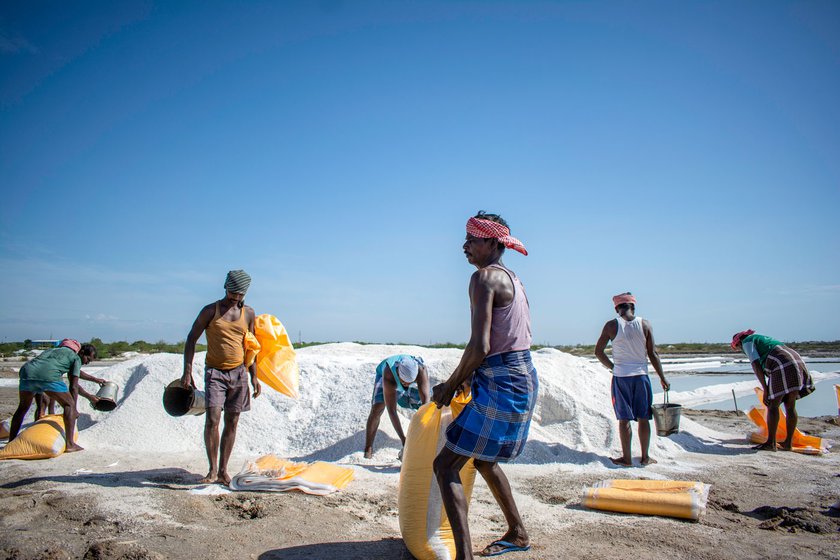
765, 345, 814, 401
444, 350, 538, 462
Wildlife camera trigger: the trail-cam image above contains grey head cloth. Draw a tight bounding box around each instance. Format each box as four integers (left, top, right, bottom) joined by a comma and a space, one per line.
224, 270, 251, 294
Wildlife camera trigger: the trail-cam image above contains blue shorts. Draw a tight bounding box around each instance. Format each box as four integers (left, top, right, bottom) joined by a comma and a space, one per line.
19, 379, 69, 394
611, 375, 653, 421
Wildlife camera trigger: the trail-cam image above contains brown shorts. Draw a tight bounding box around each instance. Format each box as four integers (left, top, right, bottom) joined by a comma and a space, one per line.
205, 364, 251, 412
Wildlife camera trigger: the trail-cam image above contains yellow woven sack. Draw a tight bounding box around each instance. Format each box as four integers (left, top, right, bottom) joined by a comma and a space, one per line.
582, 479, 711, 521
254, 314, 299, 398
399, 394, 476, 560
230, 454, 354, 495
0, 415, 76, 460
0, 418, 9, 440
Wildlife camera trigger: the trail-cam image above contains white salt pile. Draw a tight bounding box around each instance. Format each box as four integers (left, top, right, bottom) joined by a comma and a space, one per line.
73, 344, 733, 465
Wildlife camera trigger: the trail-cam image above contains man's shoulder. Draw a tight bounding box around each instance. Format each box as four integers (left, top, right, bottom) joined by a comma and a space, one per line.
603, 318, 618, 330
474, 265, 510, 287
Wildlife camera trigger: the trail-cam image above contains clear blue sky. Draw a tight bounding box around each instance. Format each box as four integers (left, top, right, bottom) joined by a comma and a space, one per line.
1, 1, 838, 346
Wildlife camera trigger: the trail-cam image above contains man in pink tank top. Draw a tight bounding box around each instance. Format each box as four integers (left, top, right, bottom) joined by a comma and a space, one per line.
595, 292, 669, 467
432, 211, 537, 559
181, 270, 262, 485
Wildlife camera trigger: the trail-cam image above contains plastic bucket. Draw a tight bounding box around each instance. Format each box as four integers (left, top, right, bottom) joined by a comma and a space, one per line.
163, 380, 206, 417
652, 391, 682, 436
93, 382, 119, 412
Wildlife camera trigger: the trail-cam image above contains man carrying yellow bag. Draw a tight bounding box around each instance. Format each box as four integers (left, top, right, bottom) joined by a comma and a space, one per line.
432, 212, 538, 559
182, 270, 261, 486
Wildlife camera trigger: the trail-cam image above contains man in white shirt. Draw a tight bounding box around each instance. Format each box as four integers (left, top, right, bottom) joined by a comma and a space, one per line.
595, 292, 670, 467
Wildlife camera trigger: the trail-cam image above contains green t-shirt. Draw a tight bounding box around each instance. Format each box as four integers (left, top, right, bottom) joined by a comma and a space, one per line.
19, 347, 81, 384
741, 334, 782, 368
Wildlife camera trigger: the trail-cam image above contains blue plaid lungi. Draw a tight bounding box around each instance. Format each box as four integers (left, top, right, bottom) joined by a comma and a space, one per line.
445, 349, 538, 462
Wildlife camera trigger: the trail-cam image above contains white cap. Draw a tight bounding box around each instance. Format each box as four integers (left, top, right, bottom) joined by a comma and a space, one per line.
396, 357, 420, 384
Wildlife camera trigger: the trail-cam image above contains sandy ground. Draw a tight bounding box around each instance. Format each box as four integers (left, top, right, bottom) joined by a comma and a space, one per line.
1, 367, 840, 560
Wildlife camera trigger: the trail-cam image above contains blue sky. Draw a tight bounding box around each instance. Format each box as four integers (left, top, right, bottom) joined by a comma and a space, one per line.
1, 1, 838, 346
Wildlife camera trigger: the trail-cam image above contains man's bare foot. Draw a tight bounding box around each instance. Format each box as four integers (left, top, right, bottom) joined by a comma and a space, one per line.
610, 456, 632, 467
479, 529, 530, 557
200, 471, 218, 484
64, 444, 84, 453
778, 443, 793, 451
752, 442, 777, 451
640, 456, 657, 466
363, 449, 373, 459
216, 472, 232, 486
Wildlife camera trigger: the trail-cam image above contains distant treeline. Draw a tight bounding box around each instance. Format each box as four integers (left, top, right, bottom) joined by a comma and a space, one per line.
2, 338, 206, 359
3, 339, 838, 359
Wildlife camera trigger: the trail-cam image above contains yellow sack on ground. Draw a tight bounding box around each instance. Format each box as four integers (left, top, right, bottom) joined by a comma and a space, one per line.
0, 415, 76, 460
254, 314, 299, 398
399, 394, 476, 560
229, 454, 354, 495
0, 418, 10, 440
582, 479, 710, 521
746, 388, 828, 454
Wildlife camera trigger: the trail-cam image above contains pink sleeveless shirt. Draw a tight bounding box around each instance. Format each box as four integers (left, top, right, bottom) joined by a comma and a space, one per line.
487, 264, 532, 357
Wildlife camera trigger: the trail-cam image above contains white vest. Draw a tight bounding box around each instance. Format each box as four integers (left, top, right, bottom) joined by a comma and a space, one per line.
612, 316, 648, 377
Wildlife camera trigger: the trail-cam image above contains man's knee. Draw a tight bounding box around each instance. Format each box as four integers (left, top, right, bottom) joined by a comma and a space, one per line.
473, 459, 496, 475
205, 408, 222, 428
223, 411, 240, 427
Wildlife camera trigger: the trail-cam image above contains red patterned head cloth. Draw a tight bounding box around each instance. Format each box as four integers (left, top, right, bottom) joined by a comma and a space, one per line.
59, 339, 81, 353
612, 292, 636, 307
466, 217, 528, 256
731, 329, 755, 350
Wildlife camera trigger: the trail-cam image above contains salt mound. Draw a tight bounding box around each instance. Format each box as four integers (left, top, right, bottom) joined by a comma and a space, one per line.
76, 344, 732, 465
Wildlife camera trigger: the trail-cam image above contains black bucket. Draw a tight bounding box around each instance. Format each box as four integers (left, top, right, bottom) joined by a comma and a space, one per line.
163, 380, 206, 417
652, 391, 682, 437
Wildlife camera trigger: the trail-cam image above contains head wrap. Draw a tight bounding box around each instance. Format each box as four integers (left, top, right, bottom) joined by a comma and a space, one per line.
731, 329, 755, 350
466, 217, 528, 256
396, 357, 421, 384
224, 270, 251, 294
59, 339, 81, 353
612, 292, 636, 307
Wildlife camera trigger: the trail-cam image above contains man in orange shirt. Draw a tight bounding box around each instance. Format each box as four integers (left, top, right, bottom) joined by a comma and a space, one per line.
182, 270, 261, 485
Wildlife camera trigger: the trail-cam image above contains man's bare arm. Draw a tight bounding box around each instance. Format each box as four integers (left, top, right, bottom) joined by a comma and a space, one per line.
594, 320, 617, 371
382, 366, 406, 444
80, 370, 105, 385
643, 320, 669, 390
246, 306, 261, 398
182, 304, 215, 388
417, 366, 430, 404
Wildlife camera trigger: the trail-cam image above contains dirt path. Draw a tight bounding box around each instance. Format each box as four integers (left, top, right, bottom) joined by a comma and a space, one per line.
1, 409, 839, 559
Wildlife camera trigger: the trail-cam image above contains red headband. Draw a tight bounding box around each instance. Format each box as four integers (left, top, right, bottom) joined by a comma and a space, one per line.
731, 329, 755, 350
59, 339, 81, 353
466, 217, 528, 256
612, 293, 636, 306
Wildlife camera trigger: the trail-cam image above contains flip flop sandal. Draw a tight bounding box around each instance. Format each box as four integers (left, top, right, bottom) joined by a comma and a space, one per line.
479, 540, 532, 557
